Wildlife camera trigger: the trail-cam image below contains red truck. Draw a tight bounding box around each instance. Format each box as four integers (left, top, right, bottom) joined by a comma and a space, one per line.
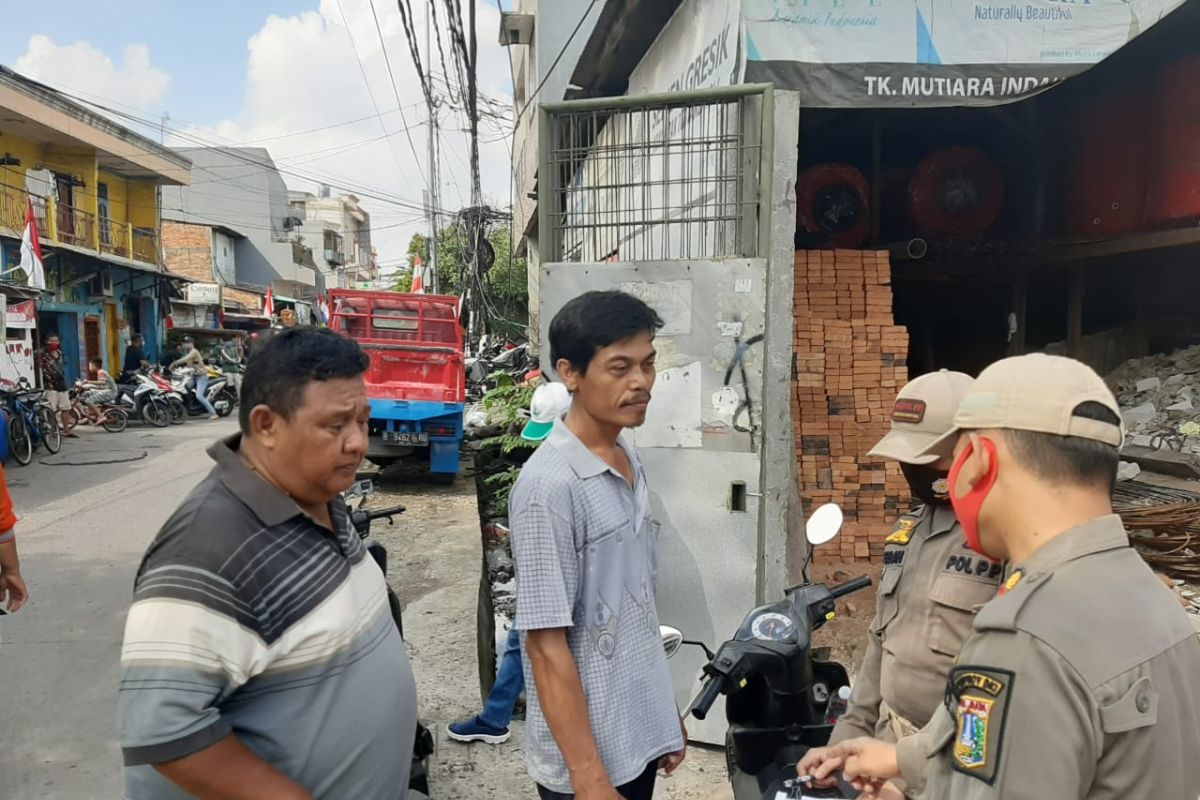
328, 289, 465, 477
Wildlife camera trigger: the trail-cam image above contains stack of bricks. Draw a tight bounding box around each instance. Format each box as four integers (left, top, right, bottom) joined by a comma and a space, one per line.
793, 250, 911, 563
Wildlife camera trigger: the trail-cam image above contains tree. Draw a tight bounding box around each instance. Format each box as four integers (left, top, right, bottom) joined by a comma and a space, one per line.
403, 222, 528, 340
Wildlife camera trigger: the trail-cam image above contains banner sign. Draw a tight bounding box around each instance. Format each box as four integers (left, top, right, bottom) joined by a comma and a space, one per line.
186, 283, 221, 306
7, 300, 36, 329
742, 0, 1186, 107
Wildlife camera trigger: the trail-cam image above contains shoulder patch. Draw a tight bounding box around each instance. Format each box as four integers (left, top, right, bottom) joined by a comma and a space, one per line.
949, 666, 1015, 785
886, 517, 916, 545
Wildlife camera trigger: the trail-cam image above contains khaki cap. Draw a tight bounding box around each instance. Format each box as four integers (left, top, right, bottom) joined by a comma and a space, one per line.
919, 353, 1124, 460
868, 369, 975, 465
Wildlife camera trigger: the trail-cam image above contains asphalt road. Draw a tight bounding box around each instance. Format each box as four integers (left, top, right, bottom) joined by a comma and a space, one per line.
0, 418, 238, 800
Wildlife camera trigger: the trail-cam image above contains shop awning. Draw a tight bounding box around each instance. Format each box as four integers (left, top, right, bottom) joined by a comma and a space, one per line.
739, 0, 1190, 108
572, 0, 1193, 109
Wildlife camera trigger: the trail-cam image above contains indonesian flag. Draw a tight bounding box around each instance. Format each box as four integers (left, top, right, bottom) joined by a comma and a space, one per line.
19, 198, 46, 291
263, 286, 275, 318
411, 255, 425, 294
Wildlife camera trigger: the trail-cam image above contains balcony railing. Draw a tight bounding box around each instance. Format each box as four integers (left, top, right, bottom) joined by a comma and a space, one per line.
132, 228, 159, 266
0, 180, 160, 268
99, 217, 131, 259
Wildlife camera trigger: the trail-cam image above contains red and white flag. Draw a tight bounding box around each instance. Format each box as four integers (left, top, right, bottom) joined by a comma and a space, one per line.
410, 255, 426, 294
263, 287, 275, 318
19, 198, 46, 290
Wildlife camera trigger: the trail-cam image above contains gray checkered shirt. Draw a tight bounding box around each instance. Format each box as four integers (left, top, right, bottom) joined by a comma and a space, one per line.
511, 419, 683, 793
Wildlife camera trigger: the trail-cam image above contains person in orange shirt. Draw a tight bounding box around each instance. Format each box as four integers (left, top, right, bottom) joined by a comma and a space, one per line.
0, 463, 28, 613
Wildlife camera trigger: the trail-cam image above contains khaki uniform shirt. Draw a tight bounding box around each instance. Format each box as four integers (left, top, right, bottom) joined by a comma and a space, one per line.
897, 516, 1200, 799
831, 504, 1003, 745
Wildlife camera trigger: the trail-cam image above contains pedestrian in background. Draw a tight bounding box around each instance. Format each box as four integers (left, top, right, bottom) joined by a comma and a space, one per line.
122, 334, 149, 382
118, 327, 417, 800
37, 333, 72, 433
510, 291, 685, 800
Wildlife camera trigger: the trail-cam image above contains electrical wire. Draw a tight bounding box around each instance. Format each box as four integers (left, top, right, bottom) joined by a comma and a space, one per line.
334, 0, 427, 185
366, 0, 430, 185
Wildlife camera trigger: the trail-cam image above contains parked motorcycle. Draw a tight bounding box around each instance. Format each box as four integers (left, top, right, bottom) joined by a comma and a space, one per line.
342, 480, 434, 797
667, 504, 872, 800
116, 372, 172, 428
466, 337, 532, 401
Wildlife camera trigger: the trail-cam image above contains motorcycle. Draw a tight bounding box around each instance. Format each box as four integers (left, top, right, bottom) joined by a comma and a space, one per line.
466, 337, 532, 401
146, 370, 187, 424
116, 372, 173, 428
342, 480, 434, 798
666, 504, 872, 800
170, 367, 235, 418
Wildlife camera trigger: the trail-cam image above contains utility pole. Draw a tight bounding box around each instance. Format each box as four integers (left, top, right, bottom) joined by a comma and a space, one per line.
425, 10, 440, 294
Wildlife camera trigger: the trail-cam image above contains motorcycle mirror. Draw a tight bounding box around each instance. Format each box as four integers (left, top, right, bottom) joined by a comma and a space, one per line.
805, 503, 844, 545
660, 626, 684, 659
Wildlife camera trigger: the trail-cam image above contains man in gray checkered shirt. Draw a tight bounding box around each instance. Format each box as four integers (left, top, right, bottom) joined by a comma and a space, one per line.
511, 290, 686, 800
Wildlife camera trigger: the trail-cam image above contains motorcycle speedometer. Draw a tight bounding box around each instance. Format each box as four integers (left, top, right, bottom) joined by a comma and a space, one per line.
749, 612, 795, 642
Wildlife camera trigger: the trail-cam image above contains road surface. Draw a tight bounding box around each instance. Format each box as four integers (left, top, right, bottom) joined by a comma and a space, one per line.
0, 420, 237, 800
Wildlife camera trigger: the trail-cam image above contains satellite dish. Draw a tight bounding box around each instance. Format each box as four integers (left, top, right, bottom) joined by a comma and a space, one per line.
805, 503, 844, 546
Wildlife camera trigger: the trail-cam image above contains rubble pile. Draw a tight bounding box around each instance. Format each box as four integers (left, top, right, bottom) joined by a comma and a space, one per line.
1108, 344, 1200, 454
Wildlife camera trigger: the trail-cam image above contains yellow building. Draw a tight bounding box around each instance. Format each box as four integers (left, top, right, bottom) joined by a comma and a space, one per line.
0, 65, 192, 380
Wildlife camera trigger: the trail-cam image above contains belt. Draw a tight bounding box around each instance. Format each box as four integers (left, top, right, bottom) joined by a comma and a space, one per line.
880, 699, 920, 742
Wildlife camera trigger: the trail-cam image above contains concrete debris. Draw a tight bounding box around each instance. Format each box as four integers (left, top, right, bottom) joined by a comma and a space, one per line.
1109, 345, 1200, 453
1122, 401, 1158, 430
1117, 461, 1142, 482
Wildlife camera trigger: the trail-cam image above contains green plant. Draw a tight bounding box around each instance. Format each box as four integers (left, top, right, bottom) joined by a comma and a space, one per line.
477, 377, 539, 516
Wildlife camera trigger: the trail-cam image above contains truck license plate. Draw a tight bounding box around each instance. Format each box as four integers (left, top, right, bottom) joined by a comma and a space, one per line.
383, 431, 428, 445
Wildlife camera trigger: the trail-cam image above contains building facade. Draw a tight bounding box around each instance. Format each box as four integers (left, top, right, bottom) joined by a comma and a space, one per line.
0, 64, 192, 380
160, 147, 318, 309
288, 187, 378, 290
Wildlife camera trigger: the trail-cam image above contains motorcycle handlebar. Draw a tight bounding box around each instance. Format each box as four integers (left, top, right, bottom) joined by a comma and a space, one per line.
690, 675, 723, 721
829, 575, 872, 600
364, 504, 406, 519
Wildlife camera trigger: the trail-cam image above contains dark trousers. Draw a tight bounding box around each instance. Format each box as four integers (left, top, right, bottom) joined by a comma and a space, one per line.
537, 762, 657, 800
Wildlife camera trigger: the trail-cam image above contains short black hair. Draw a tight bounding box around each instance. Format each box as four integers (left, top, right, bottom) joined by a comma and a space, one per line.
1002, 401, 1121, 493
132, 334, 143, 343
89, 357, 103, 368
239, 327, 370, 434
548, 290, 664, 374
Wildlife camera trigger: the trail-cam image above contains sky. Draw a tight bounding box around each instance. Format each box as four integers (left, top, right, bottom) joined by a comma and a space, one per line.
0, 0, 515, 276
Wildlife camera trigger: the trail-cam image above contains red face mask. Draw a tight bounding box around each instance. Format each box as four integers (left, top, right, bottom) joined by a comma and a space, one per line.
48, 342, 60, 352
948, 437, 1001, 559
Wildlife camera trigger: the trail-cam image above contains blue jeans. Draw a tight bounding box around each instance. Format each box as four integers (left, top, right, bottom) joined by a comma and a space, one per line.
194, 374, 216, 416
479, 626, 523, 729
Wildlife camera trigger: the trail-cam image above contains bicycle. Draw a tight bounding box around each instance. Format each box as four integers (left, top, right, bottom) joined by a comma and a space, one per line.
61, 384, 128, 434
0, 381, 62, 466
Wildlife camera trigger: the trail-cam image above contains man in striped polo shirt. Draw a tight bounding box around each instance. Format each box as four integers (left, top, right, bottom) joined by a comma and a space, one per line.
118, 327, 416, 800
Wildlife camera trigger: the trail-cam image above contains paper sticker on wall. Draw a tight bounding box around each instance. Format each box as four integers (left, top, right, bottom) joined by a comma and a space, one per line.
734, 278, 753, 294
712, 386, 740, 426
718, 321, 744, 338
620, 280, 692, 336
635, 361, 702, 448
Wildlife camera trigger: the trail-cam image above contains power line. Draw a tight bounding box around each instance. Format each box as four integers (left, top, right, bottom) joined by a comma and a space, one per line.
366, 0, 430, 185
334, 0, 427, 185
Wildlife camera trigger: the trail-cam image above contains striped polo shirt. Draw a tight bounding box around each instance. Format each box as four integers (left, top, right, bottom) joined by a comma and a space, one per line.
118, 436, 416, 799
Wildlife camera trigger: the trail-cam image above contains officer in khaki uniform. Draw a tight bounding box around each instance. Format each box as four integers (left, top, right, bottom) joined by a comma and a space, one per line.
829, 370, 1003, 754
809, 354, 1200, 800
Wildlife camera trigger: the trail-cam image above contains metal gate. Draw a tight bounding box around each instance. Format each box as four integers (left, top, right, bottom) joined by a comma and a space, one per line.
536, 84, 781, 744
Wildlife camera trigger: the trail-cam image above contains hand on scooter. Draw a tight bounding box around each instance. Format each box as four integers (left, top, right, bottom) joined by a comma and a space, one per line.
796, 746, 843, 789
828, 738, 899, 796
